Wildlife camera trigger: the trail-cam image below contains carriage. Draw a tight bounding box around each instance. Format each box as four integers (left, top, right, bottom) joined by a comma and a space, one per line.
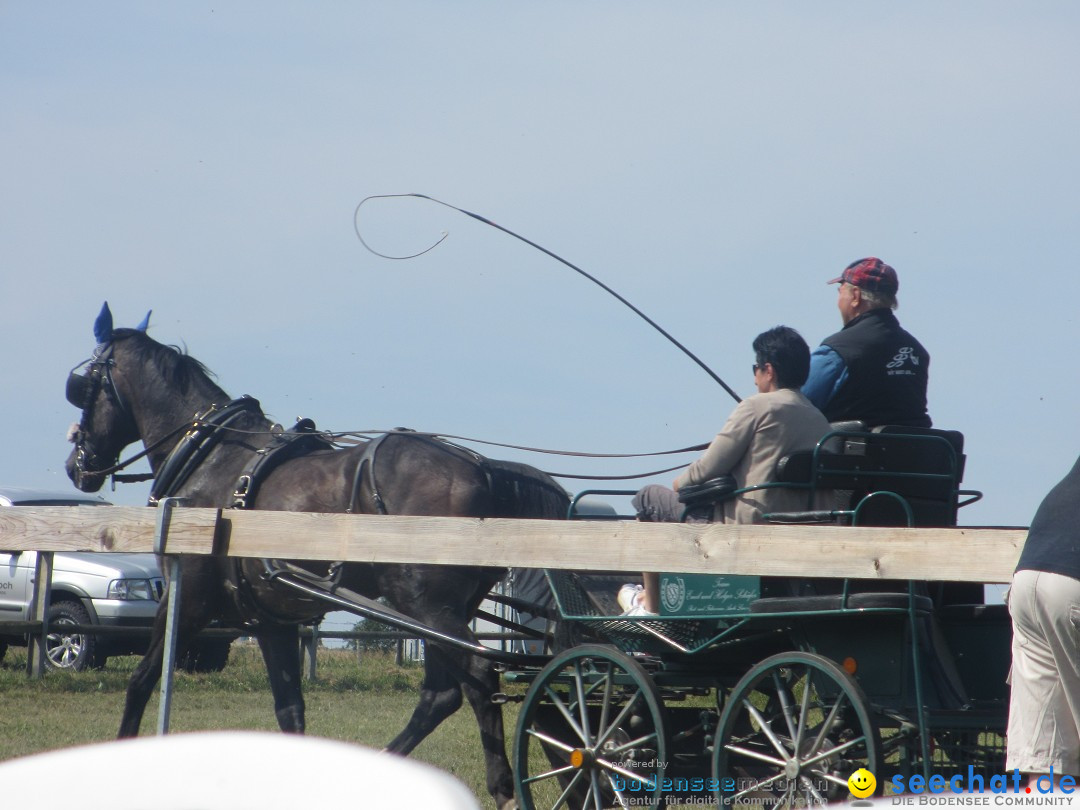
503, 424, 1012, 809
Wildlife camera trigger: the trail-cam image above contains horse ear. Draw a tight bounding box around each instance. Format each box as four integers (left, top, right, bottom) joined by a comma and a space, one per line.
135, 310, 152, 333
93, 302, 113, 344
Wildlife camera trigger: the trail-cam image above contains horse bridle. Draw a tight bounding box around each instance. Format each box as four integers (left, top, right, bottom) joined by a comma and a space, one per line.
66, 344, 121, 412
66, 343, 133, 487
66, 341, 184, 487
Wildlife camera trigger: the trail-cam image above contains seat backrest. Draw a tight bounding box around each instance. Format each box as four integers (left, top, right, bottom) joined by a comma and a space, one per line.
773, 450, 825, 485
775, 427, 978, 606
819, 427, 966, 527
870, 424, 966, 483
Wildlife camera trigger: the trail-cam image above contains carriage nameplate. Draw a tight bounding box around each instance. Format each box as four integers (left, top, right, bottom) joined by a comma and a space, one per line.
658, 573, 760, 616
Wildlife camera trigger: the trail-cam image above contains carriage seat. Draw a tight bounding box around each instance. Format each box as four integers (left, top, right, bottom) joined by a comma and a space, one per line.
675, 462, 838, 523
829, 421, 867, 432
765, 425, 970, 527
764, 510, 839, 524
676, 474, 737, 509
675, 448, 844, 521
672, 421, 967, 522
748, 591, 934, 614
672, 425, 979, 609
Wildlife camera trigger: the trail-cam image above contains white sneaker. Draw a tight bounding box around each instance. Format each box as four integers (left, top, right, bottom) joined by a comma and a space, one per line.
617, 584, 657, 617
617, 584, 643, 613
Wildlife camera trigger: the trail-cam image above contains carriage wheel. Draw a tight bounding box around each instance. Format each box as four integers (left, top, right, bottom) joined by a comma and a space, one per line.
513, 644, 668, 809
713, 651, 882, 809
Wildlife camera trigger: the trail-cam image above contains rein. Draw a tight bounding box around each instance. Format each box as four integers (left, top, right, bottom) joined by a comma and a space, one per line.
334, 430, 709, 459
97, 415, 704, 488
98, 429, 188, 484
74, 406, 255, 489
322, 428, 706, 482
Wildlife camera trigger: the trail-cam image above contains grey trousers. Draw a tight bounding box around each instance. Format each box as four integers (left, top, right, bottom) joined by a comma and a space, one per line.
632, 484, 711, 524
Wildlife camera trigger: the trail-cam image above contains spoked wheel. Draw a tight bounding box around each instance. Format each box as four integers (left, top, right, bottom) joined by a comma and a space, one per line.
514, 644, 668, 809
713, 652, 882, 809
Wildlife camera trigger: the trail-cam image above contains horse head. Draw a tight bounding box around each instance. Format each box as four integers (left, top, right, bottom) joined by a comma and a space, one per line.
64, 303, 150, 492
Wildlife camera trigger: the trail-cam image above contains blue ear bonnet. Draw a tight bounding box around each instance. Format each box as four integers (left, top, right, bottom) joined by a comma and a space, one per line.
93, 302, 113, 344
93, 302, 151, 345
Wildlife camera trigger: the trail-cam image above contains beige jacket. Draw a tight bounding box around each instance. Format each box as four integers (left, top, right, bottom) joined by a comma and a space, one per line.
675, 388, 831, 524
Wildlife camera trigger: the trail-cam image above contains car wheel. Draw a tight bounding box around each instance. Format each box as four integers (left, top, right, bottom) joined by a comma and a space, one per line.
46, 601, 96, 672
178, 637, 232, 673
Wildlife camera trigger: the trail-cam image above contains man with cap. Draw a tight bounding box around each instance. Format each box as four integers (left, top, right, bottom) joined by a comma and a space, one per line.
802, 257, 931, 428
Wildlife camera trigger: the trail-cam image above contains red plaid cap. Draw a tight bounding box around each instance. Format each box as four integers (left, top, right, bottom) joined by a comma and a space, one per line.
828, 257, 898, 294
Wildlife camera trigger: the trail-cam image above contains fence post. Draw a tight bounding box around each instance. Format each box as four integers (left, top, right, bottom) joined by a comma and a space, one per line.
155, 497, 187, 735
25, 551, 54, 679
302, 622, 318, 681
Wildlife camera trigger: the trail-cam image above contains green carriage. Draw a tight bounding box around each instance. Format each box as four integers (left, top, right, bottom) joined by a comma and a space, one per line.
508, 425, 1011, 809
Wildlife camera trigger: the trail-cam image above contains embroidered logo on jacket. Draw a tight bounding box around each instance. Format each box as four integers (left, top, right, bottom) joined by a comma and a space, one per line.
886, 347, 920, 376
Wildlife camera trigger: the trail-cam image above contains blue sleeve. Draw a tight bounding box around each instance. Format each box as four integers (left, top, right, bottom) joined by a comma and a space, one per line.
802, 345, 847, 410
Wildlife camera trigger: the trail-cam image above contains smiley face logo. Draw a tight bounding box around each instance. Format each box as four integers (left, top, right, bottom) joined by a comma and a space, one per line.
848, 768, 876, 799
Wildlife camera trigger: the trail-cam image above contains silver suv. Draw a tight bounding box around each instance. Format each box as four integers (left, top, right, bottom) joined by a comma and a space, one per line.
0, 487, 230, 672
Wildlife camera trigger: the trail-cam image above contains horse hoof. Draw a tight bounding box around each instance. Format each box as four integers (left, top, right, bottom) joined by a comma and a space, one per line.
498, 798, 518, 810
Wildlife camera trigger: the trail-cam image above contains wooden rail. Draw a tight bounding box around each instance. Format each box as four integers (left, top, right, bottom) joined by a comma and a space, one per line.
0, 505, 1028, 583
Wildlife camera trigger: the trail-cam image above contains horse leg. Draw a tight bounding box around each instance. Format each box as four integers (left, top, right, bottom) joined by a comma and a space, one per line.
385, 642, 515, 810
384, 642, 464, 755
457, 649, 516, 810
377, 563, 516, 808
456, 575, 517, 809
255, 623, 305, 733
118, 618, 167, 738
118, 600, 202, 738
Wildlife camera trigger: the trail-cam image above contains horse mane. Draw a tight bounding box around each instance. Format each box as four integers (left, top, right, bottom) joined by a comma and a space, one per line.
111, 328, 225, 398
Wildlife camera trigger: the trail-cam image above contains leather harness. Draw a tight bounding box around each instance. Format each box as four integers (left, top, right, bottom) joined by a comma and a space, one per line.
148, 396, 264, 506
230, 416, 333, 509
148, 398, 335, 627
345, 428, 545, 519
151, 419, 524, 628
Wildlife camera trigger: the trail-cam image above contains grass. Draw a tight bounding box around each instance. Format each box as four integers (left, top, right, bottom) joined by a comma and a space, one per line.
0, 643, 522, 807
6, 644, 961, 808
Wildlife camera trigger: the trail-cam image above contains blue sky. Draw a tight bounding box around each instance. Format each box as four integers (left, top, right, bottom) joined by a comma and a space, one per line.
3, 2, 1078, 537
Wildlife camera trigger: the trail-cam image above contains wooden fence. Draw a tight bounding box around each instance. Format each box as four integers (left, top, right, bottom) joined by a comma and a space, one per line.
0, 504, 1028, 582
1, 503, 1028, 729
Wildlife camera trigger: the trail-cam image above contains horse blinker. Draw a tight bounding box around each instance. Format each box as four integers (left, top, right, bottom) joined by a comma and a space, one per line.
66, 372, 93, 409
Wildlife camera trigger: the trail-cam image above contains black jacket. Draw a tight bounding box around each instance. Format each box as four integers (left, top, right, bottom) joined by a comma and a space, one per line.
822, 308, 931, 428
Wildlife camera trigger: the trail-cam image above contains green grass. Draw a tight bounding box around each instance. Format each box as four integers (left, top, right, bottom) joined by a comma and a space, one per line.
0, 643, 523, 806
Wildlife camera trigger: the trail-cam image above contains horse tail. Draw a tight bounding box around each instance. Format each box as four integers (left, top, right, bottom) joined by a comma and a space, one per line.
485, 460, 567, 624
485, 459, 570, 520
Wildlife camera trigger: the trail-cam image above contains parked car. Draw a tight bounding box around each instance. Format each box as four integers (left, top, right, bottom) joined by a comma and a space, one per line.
0, 487, 231, 672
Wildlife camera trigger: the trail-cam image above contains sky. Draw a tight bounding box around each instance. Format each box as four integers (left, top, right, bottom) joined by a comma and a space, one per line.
3, 3, 1079, 541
